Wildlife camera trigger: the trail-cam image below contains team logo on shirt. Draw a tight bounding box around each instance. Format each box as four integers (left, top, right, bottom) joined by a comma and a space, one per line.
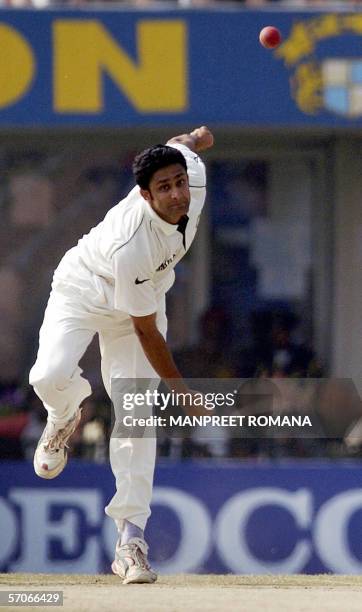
156, 252, 178, 272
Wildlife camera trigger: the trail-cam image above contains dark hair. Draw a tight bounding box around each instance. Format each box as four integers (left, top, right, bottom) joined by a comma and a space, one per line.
132, 144, 187, 190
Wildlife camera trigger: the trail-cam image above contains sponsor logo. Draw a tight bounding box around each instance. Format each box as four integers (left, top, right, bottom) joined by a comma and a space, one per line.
276, 14, 362, 118
135, 277, 150, 285
2, 485, 362, 574
0, 20, 187, 114
156, 252, 178, 272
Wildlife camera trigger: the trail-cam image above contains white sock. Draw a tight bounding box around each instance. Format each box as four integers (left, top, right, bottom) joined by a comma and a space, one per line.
120, 519, 144, 545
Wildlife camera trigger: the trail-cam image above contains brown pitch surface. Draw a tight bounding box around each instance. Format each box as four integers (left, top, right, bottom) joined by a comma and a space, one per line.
1, 574, 362, 611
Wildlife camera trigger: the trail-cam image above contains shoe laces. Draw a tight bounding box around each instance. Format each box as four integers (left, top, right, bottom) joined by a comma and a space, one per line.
119, 538, 151, 570
43, 412, 80, 453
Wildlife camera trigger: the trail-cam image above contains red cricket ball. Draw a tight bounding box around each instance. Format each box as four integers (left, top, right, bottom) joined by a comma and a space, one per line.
259, 26, 282, 49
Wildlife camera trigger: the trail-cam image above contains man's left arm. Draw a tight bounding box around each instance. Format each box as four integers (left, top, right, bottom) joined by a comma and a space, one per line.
167, 125, 214, 153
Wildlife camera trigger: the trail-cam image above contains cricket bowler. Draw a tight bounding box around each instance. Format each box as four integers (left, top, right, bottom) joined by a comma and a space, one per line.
29, 126, 214, 584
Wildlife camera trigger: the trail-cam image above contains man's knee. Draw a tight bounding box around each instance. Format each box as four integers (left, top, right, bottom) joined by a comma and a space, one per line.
29, 364, 69, 402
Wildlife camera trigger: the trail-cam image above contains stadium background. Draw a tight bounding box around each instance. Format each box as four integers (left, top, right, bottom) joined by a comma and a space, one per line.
2, 2, 362, 576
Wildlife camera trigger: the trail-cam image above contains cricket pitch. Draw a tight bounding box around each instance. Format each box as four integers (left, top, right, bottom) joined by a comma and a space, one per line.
1, 574, 362, 611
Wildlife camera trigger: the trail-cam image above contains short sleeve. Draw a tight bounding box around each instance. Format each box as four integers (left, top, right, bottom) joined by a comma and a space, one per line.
112, 245, 157, 317
168, 143, 206, 188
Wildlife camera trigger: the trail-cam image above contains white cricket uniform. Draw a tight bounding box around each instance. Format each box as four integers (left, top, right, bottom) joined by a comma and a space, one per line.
29, 144, 206, 530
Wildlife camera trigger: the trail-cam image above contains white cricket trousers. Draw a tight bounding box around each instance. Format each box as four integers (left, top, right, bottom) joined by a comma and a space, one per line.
29, 285, 167, 531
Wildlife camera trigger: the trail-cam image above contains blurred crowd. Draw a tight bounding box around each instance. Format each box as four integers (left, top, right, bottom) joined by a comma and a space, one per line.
1, 0, 361, 9
1, 305, 362, 463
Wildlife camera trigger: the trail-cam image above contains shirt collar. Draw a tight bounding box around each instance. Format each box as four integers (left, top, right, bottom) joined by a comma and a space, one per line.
143, 199, 179, 236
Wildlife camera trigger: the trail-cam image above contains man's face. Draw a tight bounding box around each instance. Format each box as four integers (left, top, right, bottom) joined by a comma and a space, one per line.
141, 163, 190, 224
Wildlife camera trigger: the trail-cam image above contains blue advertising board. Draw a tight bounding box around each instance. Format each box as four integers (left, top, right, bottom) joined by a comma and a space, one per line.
1, 460, 362, 574
1, 9, 362, 127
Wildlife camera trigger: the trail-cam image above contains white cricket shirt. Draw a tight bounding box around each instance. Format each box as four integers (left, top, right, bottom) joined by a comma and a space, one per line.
53, 144, 206, 318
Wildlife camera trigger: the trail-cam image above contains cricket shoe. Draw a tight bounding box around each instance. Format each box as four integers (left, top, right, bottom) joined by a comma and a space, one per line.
112, 537, 157, 585
33, 409, 82, 479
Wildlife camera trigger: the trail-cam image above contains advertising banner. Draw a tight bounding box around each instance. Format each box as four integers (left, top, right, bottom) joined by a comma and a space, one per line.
1, 460, 362, 574
1, 9, 362, 127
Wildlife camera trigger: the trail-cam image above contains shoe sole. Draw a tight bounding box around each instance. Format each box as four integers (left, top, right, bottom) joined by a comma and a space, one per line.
111, 560, 157, 585
33, 450, 68, 479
